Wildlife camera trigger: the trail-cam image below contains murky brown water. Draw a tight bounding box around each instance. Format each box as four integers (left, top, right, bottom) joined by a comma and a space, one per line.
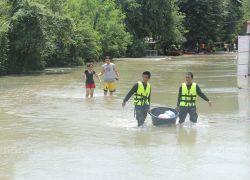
0, 54, 250, 180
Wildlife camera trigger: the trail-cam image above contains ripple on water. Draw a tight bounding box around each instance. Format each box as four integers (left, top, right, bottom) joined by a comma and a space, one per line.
203, 87, 239, 93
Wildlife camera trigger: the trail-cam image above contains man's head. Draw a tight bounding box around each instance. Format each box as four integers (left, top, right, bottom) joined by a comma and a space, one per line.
142, 71, 151, 83
105, 56, 111, 64
185, 72, 193, 84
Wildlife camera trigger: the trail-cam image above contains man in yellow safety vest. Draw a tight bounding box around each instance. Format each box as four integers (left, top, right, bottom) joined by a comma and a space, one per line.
122, 71, 151, 127
176, 72, 212, 124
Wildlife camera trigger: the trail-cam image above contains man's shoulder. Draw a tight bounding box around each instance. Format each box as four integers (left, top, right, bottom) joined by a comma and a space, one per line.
194, 83, 200, 88
180, 82, 185, 87
193, 82, 199, 87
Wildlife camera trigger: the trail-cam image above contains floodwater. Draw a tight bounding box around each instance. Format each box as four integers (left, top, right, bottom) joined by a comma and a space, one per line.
0, 54, 250, 180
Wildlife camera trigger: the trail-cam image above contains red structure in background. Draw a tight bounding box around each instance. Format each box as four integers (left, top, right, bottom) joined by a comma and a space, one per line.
247, 21, 250, 34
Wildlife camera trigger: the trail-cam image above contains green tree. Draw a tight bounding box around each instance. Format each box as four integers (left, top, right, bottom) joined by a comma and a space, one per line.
0, 26, 8, 75
7, 0, 75, 73
42, 14, 75, 67
178, 0, 225, 46
0, 0, 10, 75
64, 0, 131, 58
32, 0, 65, 14
117, 0, 185, 56
8, 1, 48, 73
222, 0, 244, 43
241, 0, 250, 33
95, 0, 131, 57
243, 0, 250, 18
72, 23, 101, 63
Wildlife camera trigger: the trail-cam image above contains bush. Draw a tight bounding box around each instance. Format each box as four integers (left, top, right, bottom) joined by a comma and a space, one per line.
126, 37, 148, 57
8, 2, 47, 73
72, 22, 101, 63
0, 28, 8, 75
43, 15, 75, 67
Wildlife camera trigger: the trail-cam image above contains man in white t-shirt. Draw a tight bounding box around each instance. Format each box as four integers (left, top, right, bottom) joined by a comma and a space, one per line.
99, 56, 119, 96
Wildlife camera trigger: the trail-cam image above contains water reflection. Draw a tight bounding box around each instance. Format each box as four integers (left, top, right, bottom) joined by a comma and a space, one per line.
177, 126, 197, 146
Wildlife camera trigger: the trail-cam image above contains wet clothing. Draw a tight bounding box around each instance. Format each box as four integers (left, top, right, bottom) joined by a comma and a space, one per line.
177, 83, 209, 124
135, 105, 150, 126
180, 82, 197, 107
85, 83, 95, 89
134, 82, 151, 106
179, 106, 198, 123
177, 83, 209, 107
84, 70, 96, 84
102, 63, 116, 82
124, 83, 151, 103
123, 82, 151, 127
103, 82, 116, 92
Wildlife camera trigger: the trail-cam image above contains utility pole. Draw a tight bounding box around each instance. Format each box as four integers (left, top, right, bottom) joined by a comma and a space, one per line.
247, 21, 250, 75
237, 21, 250, 88
237, 21, 249, 118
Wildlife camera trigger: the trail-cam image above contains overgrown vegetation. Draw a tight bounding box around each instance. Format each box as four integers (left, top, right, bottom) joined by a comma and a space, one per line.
0, 0, 248, 75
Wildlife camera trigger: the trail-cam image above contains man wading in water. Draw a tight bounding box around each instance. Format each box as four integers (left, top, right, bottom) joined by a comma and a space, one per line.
122, 71, 151, 127
176, 72, 212, 124
98, 56, 119, 96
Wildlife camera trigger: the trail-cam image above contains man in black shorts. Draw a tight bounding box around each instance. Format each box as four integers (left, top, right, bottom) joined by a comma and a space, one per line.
122, 71, 151, 127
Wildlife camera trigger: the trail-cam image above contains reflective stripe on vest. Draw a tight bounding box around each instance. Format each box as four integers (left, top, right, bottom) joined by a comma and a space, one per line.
180, 83, 197, 107
134, 81, 151, 106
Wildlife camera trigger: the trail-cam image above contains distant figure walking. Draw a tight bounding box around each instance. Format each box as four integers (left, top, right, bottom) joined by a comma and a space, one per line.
99, 56, 119, 96
176, 72, 212, 124
83, 63, 101, 98
122, 71, 151, 127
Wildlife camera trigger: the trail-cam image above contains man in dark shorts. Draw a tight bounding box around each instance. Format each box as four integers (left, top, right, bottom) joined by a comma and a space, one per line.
176, 72, 212, 124
122, 71, 151, 127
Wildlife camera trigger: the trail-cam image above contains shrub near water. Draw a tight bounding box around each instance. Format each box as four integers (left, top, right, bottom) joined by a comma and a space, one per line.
0, 27, 8, 75
7, 1, 76, 73
0, 0, 248, 75
1, 0, 132, 74
7, 2, 46, 73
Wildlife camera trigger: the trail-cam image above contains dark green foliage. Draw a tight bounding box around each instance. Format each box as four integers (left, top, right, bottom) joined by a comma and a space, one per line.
222, 0, 244, 43
7, 1, 75, 73
0, 0, 131, 74
179, 0, 225, 46
72, 23, 101, 63
126, 37, 148, 57
0, 0, 250, 75
95, 1, 132, 57
178, 0, 245, 47
241, 0, 250, 33
0, 1, 10, 75
42, 15, 75, 67
117, 0, 185, 55
65, 0, 132, 58
0, 28, 8, 75
7, 1, 47, 73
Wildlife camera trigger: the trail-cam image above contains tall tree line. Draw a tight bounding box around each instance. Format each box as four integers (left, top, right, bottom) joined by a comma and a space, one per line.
178, 0, 247, 47
0, 0, 249, 75
0, 0, 131, 74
